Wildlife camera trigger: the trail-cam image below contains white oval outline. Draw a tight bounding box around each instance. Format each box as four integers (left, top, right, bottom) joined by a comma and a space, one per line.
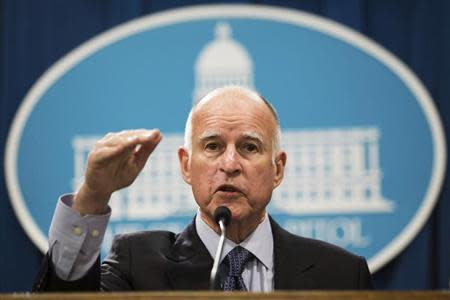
4, 4, 446, 273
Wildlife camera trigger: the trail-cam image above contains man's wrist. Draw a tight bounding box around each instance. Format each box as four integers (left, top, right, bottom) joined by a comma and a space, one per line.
73, 184, 110, 215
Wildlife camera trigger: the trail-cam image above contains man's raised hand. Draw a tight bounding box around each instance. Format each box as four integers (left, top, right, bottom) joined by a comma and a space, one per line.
73, 129, 162, 215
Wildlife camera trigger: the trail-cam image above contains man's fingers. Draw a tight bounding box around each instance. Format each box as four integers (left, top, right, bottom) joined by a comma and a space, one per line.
91, 129, 162, 165
90, 144, 133, 166
134, 132, 163, 167
96, 129, 161, 149
129, 129, 162, 147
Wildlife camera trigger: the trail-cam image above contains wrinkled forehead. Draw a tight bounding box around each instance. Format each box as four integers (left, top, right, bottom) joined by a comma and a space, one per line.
190, 92, 276, 148
184, 87, 281, 152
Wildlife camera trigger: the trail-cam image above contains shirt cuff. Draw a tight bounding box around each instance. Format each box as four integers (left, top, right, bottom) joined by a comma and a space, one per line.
48, 194, 111, 280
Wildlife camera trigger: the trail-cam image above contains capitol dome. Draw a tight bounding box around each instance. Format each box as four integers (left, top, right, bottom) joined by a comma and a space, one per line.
193, 22, 254, 103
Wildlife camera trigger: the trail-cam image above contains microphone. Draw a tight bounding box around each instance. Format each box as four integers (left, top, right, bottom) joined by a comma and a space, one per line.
209, 206, 231, 290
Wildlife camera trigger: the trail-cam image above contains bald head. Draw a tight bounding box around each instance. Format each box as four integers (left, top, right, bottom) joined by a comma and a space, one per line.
183, 86, 281, 155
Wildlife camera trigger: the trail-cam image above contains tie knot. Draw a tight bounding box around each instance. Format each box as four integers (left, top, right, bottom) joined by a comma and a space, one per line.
225, 246, 253, 277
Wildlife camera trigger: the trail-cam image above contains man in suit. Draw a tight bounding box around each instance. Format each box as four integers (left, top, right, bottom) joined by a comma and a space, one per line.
34, 86, 373, 292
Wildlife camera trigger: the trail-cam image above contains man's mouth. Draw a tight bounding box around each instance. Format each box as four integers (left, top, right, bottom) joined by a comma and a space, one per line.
216, 184, 243, 195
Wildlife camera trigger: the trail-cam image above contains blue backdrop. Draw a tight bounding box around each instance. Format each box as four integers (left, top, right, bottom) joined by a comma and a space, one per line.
1, 0, 449, 292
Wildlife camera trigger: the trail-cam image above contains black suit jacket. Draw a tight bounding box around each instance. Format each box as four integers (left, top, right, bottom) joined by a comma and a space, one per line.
33, 216, 372, 291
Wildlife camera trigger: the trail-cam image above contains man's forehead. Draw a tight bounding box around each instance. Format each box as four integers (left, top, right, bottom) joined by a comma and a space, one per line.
192, 91, 270, 123
191, 86, 281, 127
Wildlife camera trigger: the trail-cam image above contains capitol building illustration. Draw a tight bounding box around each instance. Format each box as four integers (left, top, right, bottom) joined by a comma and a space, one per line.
72, 22, 394, 221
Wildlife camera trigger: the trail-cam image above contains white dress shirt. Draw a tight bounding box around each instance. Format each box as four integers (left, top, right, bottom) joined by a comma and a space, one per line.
195, 212, 274, 292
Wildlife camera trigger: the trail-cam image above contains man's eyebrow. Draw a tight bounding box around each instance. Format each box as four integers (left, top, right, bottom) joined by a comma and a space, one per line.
198, 130, 264, 143
241, 131, 264, 143
198, 130, 221, 141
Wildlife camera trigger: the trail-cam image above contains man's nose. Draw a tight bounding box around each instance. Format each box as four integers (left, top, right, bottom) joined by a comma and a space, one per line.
219, 147, 242, 176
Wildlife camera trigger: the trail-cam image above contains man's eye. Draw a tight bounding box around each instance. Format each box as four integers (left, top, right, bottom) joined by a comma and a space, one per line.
243, 143, 258, 152
205, 143, 219, 151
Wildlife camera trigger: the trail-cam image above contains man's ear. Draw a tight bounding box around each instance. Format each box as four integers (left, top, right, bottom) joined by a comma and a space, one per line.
273, 151, 287, 189
178, 147, 192, 185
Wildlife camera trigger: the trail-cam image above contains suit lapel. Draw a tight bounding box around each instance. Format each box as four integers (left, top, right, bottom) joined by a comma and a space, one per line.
165, 220, 213, 290
271, 217, 319, 290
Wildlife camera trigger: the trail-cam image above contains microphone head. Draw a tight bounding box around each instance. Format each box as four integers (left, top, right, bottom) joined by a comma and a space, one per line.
213, 206, 231, 227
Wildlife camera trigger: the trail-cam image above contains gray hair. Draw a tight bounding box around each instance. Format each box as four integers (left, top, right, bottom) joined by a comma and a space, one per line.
183, 86, 281, 156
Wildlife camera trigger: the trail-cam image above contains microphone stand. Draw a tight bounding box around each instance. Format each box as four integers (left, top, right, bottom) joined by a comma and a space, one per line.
209, 219, 227, 290
209, 206, 231, 290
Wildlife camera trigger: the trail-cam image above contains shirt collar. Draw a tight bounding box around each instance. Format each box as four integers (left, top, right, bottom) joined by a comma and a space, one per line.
195, 211, 273, 270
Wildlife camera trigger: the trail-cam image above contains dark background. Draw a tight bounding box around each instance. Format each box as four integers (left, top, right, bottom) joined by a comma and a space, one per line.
1, 0, 449, 292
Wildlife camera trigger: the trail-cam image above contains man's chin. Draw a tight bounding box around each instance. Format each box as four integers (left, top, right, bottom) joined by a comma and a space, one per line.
227, 208, 259, 224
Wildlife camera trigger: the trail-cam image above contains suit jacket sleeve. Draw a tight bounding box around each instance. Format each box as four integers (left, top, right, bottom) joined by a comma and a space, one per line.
100, 234, 134, 291
358, 256, 373, 289
32, 242, 101, 292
